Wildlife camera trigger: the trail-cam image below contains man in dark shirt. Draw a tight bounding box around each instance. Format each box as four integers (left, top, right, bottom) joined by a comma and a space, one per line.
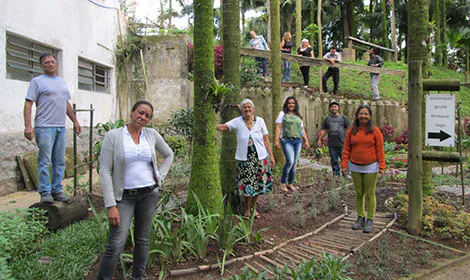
317, 101, 350, 176
322, 46, 342, 95
360, 47, 384, 101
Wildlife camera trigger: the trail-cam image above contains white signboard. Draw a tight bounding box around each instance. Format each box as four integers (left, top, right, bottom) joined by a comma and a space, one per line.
425, 94, 455, 147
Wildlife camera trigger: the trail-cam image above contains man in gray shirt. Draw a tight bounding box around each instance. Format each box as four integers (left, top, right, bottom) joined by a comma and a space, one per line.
317, 101, 350, 176
24, 53, 82, 203
360, 47, 384, 101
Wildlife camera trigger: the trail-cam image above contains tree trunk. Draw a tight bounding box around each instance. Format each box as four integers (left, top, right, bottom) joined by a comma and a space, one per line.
30, 198, 88, 231
296, 0, 302, 48
390, 0, 398, 61
169, 0, 172, 29
186, 0, 223, 214
369, 0, 375, 42
381, 0, 389, 60
221, 0, 242, 212
407, 0, 430, 235
317, 0, 323, 93
433, 0, 442, 66
160, 0, 165, 34
271, 0, 282, 164
267, 0, 271, 42
342, 0, 353, 48
441, 0, 447, 67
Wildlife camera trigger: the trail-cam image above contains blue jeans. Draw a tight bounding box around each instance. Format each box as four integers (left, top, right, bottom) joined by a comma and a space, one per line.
97, 187, 159, 280
281, 138, 302, 184
255, 57, 267, 76
329, 146, 343, 176
35, 127, 66, 196
282, 60, 292, 82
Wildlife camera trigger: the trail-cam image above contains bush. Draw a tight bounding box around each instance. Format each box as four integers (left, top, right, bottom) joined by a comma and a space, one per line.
240, 57, 261, 86
164, 135, 188, 157
395, 128, 409, 145
169, 107, 193, 139
187, 44, 224, 80
380, 124, 395, 142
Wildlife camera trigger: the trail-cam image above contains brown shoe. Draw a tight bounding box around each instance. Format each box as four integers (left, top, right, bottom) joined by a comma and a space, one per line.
288, 184, 297, 191
280, 183, 289, 192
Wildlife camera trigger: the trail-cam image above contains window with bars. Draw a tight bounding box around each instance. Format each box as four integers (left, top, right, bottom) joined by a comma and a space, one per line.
6, 33, 58, 82
78, 58, 111, 93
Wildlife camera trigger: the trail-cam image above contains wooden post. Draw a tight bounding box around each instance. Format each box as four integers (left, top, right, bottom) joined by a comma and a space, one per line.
458, 103, 465, 205
407, 60, 423, 235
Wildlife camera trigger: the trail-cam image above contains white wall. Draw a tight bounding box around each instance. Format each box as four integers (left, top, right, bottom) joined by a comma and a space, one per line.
1, 0, 124, 132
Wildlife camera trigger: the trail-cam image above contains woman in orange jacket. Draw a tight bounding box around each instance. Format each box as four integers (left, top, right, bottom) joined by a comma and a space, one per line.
341, 104, 385, 233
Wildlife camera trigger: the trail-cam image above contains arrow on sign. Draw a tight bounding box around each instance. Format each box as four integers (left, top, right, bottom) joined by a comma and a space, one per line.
427, 130, 452, 142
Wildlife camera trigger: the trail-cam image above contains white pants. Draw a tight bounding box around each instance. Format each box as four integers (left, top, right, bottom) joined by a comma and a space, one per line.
371, 74, 381, 99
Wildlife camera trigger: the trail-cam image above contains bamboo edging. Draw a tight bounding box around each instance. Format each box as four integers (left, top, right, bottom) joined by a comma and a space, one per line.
341, 213, 398, 262
388, 229, 464, 254
168, 205, 349, 277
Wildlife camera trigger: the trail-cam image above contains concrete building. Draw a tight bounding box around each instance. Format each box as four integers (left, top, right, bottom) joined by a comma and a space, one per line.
0, 0, 126, 194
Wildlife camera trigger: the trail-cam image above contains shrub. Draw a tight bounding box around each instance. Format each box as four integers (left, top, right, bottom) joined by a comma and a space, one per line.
187, 44, 224, 80
240, 57, 261, 86
395, 128, 409, 145
380, 124, 395, 142
164, 135, 188, 157
169, 107, 193, 139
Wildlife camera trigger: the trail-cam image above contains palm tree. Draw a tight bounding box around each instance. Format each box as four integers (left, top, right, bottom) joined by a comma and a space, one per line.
271, 0, 282, 164
186, 0, 223, 214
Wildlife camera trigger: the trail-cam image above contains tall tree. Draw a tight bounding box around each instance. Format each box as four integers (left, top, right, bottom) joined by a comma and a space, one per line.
186, 0, 223, 214
407, 0, 430, 235
433, 0, 442, 65
271, 0, 282, 163
296, 0, 302, 47
381, 0, 388, 49
441, 0, 447, 67
390, 0, 398, 61
220, 0, 241, 211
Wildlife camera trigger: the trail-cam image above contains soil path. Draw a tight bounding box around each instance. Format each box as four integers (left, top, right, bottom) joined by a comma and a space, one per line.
427, 256, 470, 280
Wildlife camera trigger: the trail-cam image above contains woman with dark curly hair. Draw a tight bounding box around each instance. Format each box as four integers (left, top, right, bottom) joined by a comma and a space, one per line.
274, 96, 310, 192
341, 104, 385, 233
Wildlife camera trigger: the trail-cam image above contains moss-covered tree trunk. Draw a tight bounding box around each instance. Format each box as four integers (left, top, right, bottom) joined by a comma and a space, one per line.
317, 0, 323, 93
407, 0, 430, 235
381, 0, 389, 60
390, 0, 398, 61
186, 0, 223, 214
221, 0, 241, 212
271, 0, 283, 164
441, 0, 447, 67
296, 0, 301, 48
433, 0, 442, 66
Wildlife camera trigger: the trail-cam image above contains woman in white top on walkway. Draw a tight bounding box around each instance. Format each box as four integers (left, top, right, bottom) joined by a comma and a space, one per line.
97, 100, 173, 280
217, 99, 275, 218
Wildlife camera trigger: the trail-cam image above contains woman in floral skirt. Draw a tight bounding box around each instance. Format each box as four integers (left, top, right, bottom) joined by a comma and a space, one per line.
217, 98, 275, 218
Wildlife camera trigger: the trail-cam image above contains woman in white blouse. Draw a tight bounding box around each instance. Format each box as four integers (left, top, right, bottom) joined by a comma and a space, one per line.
217, 99, 275, 218
97, 100, 173, 280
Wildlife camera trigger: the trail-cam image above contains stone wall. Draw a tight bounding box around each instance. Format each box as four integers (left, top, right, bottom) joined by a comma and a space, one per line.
117, 34, 193, 125
0, 130, 94, 196
240, 87, 408, 143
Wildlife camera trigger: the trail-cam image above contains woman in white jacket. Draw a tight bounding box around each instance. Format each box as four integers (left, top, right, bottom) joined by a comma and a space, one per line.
97, 100, 173, 280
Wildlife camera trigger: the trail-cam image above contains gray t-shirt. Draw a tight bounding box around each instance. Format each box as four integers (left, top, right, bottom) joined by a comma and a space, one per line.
321, 114, 350, 147
26, 74, 71, 127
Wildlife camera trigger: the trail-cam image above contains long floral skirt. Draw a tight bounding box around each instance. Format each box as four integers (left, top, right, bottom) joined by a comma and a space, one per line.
236, 140, 273, 197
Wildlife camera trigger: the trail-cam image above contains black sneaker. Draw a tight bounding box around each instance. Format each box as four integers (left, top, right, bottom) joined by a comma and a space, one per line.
52, 192, 71, 203
40, 194, 54, 204
351, 216, 365, 230
363, 219, 374, 233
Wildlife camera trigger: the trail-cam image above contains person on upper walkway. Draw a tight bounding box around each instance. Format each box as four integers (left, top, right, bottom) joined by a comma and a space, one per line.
322, 46, 342, 95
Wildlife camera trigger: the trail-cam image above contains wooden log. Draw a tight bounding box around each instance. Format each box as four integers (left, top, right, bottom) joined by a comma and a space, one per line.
258, 255, 278, 267
422, 79, 461, 91
277, 250, 302, 264
297, 244, 324, 257
253, 260, 275, 276
388, 229, 464, 254
245, 263, 259, 274
239, 48, 406, 77
422, 151, 461, 163
17, 155, 34, 191
347, 36, 397, 53
280, 247, 310, 261
282, 246, 312, 260
304, 241, 344, 255
29, 197, 88, 231
307, 238, 352, 251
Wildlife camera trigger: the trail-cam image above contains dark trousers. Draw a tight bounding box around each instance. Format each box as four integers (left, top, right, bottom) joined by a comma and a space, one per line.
255, 57, 267, 76
329, 146, 343, 176
322, 67, 339, 94
300, 66, 310, 86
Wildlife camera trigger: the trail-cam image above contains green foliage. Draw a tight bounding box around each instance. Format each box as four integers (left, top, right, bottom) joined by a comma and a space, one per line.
169, 108, 194, 139
240, 57, 261, 86
229, 253, 352, 280
389, 193, 470, 241
164, 135, 188, 157
0, 209, 48, 278
93, 119, 125, 173
115, 33, 143, 61
384, 141, 398, 153
11, 216, 108, 280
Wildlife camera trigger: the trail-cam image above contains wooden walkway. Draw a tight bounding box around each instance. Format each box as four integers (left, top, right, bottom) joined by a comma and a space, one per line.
168, 209, 397, 278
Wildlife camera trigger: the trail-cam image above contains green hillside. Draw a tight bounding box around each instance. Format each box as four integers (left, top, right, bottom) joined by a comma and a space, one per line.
289, 62, 470, 116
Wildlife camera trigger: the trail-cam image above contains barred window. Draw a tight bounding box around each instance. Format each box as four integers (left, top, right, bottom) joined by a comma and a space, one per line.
78, 58, 111, 93
6, 33, 57, 82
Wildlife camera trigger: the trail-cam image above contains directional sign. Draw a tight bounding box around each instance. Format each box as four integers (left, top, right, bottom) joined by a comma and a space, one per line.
425, 94, 455, 147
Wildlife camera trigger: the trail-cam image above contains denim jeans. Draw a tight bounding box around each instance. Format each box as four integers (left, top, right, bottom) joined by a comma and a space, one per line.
282, 60, 292, 82
329, 146, 343, 176
97, 187, 159, 280
255, 57, 267, 76
281, 138, 302, 184
34, 127, 66, 196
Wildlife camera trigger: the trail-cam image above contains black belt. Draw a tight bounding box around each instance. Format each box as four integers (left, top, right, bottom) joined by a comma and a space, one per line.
123, 184, 157, 195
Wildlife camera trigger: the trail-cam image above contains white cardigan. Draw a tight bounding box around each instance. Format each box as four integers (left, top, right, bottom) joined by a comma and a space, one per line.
226, 116, 269, 161
100, 127, 174, 208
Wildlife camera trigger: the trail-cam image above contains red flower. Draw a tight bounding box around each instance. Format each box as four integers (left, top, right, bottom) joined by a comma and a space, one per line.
402, 159, 407, 162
